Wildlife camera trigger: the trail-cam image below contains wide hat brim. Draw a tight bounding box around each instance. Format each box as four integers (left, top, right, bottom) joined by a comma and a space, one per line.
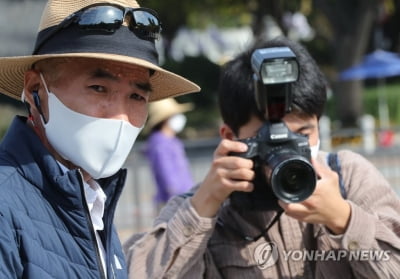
0, 52, 200, 102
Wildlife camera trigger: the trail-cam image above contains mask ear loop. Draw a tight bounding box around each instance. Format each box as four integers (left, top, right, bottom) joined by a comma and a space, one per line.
39, 73, 50, 93
37, 73, 50, 123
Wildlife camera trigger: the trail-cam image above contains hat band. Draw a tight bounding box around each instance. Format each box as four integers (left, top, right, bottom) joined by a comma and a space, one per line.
34, 25, 159, 65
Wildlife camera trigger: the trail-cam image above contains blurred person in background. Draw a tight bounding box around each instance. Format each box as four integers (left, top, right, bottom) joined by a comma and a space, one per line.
123, 36, 400, 278
144, 98, 195, 211
0, 0, 199, 278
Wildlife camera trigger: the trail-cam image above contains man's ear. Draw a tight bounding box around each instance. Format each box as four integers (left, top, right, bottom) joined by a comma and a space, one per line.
23, 69, 41, 105
219, 123, 235, 140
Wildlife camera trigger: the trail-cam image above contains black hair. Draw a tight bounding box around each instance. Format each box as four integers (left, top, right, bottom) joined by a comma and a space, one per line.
151, 119, 167, 132
218, 36, 328, 135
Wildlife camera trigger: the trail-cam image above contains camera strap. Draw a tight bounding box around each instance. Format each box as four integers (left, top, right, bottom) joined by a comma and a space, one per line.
327, 152, 347, 199
216, 210, 284, 242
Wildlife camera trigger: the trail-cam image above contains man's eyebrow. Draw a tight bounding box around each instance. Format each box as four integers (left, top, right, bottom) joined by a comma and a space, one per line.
296, 123, 315, 132
91, 68, 152, 92
91, 69, 153, 92
91, 69, 119, 80
134, 82, 153, 92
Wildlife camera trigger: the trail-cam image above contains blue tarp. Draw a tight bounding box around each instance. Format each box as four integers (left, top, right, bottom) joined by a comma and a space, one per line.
339, 49, 400, 80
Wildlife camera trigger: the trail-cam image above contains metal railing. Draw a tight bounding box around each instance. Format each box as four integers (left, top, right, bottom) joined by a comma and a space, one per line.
115, 136, 400, 241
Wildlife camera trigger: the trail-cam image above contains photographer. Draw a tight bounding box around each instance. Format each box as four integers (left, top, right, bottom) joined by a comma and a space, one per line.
123, 37, 400, 278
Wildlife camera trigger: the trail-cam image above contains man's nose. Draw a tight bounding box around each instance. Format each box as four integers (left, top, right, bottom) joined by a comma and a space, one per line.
111, 112, 130, 122
104, 99, 131, 122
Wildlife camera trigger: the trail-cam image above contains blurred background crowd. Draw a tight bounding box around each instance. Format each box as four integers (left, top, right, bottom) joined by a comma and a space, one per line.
2, 0, 400, 241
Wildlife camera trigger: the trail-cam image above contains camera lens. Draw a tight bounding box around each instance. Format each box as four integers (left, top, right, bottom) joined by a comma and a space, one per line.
280, 167, 302, 192
270, 156, 316, 203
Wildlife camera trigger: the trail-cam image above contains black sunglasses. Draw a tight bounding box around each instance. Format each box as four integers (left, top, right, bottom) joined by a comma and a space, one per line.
34, 4, 162, 53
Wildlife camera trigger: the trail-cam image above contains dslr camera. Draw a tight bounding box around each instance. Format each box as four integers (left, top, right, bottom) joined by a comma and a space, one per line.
233, 47, 317, 203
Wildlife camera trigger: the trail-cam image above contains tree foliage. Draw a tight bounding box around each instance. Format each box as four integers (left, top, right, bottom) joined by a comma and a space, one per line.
140, 0, 400, 129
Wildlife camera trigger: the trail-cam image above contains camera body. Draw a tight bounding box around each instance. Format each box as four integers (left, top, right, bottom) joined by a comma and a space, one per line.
234, 121, 316, 203
232, 46, 317, 204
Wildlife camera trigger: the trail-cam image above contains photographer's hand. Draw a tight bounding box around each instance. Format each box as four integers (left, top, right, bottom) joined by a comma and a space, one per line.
278, 158, 351, 235
191, 139, 255, 218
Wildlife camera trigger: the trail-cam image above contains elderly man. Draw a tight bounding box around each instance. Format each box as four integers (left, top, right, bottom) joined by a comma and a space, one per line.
0, 0, 199, 278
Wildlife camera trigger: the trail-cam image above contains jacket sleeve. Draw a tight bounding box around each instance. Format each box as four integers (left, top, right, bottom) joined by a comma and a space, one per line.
321, 150, 400, 278
0, 211, 22, 278
123, 195, 218, 279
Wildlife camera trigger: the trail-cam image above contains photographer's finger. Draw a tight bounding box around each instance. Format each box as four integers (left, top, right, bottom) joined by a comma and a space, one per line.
227, 179, 254, 192
311, 158, 331, 177
214, 139, 248, 157
227, 167, 255, 182
312, 158, 339, 188
278, 200, 309, 215
214, 155, 254, 170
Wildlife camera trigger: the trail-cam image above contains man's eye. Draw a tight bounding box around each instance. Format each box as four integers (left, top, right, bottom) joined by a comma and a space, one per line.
130, 93, 146, 101
298, 131, 309, 136
89, 85, 106, 92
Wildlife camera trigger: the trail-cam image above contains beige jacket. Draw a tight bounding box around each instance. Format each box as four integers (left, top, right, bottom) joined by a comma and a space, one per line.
123, 150, 400, 278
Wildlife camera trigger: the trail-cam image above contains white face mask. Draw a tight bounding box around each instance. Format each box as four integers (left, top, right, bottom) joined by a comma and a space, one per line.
309, 139, 320, 159
40, 74, 142, 179
167, 113, 187, 133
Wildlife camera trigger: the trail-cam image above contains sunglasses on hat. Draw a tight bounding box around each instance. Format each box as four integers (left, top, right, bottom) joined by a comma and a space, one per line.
34, 4, 162, 54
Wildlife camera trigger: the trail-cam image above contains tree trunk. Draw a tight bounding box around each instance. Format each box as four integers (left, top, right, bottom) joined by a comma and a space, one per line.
316, 0, 378, 127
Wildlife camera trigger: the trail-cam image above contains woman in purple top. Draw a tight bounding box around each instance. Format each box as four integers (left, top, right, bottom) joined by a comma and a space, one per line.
144, 98, 195, 210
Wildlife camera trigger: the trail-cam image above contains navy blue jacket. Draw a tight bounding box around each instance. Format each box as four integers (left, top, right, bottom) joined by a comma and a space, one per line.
0, 116, 128, 279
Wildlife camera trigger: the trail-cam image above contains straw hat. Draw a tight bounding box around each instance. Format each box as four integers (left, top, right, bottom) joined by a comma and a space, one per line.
147, 98, 194, 129
0, 0, 200, 102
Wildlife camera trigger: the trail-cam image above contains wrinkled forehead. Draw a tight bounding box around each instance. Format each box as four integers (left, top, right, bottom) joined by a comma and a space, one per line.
40, 57, 150, 76
84, 59, 150, 78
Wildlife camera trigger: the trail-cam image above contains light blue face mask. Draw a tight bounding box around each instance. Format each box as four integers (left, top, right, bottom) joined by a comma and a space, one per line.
40, 74, 143, 179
